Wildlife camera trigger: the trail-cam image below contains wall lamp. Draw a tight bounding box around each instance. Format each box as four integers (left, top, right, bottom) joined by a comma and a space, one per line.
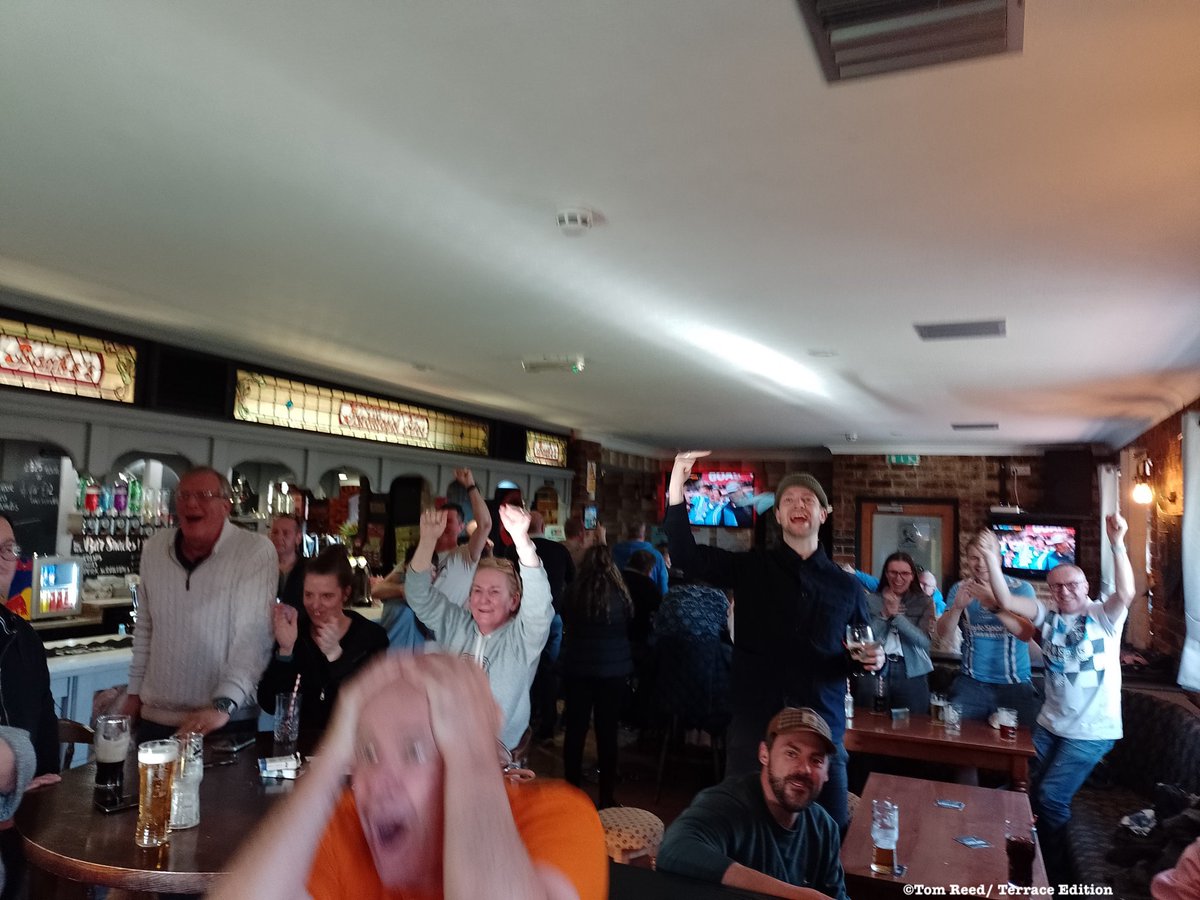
1132, 458, 1154, 506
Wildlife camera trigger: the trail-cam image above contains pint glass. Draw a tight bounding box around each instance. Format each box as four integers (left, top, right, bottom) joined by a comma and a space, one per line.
94, 714, 131, 792
997, 707, 1018, 742
169, 731, 204, 830
1005, 819, 1036, 887
135, 739, 179, 847
870, 799, 899, 874
930, 693, 947, 726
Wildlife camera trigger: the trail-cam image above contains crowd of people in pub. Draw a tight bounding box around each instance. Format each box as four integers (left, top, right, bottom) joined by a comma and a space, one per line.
1, 453, 1197, 900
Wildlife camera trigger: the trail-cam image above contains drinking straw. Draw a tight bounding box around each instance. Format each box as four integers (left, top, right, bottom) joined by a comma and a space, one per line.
287, 673, 301, 720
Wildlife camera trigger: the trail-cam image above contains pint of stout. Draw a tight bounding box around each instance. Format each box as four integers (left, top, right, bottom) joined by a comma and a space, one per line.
94, 713, 132, 796
135, 739, 179, 848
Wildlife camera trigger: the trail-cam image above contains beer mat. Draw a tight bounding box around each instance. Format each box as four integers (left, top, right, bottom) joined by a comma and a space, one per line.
954, 836, 992, 848
935, 799, 965, 809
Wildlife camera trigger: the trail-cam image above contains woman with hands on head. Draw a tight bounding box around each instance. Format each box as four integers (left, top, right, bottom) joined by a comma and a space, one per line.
405, 502, 555, 753
213, 652, 608, 900
256, 545, 388, 739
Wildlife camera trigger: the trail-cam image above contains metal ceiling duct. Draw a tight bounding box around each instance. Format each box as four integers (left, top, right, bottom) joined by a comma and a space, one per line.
798, 0, 1024, 82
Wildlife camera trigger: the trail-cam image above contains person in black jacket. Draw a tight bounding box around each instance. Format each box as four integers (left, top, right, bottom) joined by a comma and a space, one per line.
0, 514, 59, 900
258, 546, 387, 740
560, 544, 633, 809
664, 453, 883, 835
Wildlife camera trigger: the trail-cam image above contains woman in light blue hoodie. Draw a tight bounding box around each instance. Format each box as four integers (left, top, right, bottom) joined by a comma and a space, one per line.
406, 503, 553, 753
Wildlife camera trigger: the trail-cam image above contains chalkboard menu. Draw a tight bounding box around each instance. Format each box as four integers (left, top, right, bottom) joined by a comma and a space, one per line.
69, 532, 146, 579
0, 456, 61, 554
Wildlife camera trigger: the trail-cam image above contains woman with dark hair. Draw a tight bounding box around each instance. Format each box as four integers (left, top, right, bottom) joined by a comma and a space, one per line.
855, 551, 936, 714
257, 546, 387, 738
560, 544, 634, 809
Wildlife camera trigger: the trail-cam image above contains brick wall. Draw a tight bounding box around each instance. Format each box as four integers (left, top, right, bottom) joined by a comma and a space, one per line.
1123, 394, 1200, 659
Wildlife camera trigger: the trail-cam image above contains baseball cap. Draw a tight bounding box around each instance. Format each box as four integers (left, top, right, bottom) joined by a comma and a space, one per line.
773, 473, 830, 511
766, 707, 836, 755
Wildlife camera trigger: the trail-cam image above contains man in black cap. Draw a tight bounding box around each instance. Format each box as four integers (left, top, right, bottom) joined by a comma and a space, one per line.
664, 451, 881, 834
658, 707, 848, 900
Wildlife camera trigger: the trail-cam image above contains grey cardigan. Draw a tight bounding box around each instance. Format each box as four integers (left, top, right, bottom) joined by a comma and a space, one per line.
0, 725, 36, 893
867, 591, 936, 678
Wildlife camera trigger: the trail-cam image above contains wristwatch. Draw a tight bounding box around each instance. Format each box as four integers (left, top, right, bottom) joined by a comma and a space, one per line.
212, 697, 237, 716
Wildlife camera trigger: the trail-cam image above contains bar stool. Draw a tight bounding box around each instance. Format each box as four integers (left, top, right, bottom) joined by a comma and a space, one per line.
598, 807, 665, 866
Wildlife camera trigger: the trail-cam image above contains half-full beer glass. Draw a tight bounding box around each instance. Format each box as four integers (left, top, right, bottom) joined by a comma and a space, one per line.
997, 707, 1018, 742
870, 798, 899, 874
135, 739, 179, 848
94, 714, 131, 793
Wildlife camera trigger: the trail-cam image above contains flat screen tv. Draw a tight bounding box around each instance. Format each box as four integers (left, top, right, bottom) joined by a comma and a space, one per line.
667, 470, 757, 528
990, 521, 1078, 580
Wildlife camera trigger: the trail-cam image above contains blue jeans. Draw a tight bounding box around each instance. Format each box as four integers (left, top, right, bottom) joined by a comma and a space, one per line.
949, 675, 1042, 729
1030, 725, 1113, 832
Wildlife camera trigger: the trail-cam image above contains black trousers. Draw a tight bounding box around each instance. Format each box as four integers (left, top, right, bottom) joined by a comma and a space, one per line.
562, 675, 625, 808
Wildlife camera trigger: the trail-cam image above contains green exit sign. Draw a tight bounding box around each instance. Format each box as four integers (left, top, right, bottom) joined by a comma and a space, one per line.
886, 454, 920, 466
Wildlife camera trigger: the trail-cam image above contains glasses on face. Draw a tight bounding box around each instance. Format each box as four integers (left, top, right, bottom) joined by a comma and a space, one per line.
176, 490, 228, 504
1048, 581, 1087, 594
0, 542, 21, 561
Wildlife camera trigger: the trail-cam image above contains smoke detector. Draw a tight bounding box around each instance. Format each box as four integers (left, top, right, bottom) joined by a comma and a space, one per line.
521, 355, 586, 374
556, 208, 594, 236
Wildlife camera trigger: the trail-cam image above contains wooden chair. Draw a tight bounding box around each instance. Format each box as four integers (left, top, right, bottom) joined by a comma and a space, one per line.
57, 718, 94, 769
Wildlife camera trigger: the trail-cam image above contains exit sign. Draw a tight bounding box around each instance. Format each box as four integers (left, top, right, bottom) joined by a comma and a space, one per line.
886, 454, 920, 466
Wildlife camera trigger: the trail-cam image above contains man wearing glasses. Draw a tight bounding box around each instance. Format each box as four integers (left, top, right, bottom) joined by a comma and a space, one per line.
978, 514, 1134, 881
123, 467, 276, 738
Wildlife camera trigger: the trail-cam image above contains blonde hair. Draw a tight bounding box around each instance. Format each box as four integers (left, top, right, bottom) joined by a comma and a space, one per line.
473, 556, 523, 603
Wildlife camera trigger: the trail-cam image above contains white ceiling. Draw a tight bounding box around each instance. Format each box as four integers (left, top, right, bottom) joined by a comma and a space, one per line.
2, 1, 1198, 458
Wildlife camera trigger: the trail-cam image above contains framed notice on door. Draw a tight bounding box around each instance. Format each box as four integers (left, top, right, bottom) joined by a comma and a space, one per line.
855, 497, 958, 588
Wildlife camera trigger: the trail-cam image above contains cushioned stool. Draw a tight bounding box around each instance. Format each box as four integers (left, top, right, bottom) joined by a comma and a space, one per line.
598, 807, 665, 865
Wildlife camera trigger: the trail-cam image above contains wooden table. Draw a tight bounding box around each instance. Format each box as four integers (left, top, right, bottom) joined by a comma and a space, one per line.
15, 737, 283, 895
841, 773, 1049, 900
844, 712, 1036, 790
608, 861, 773, 898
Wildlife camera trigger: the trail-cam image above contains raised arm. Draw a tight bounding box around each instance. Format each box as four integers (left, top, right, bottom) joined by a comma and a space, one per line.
499, 502, 541, 569
978, 530, 1039, 621
667, 450, 710, 505
410, 508, 448, 573
457, 468, 493, 564
1103, 512, 1136, 619
935, 582, 970, 641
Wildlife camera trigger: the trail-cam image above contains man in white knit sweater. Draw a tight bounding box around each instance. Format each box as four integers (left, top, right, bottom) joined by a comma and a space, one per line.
123, 467, 277, 737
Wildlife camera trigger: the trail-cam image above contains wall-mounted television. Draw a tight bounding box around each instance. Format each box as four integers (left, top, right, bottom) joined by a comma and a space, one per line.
667, 470, 757, 528
990, 521, 1078, 580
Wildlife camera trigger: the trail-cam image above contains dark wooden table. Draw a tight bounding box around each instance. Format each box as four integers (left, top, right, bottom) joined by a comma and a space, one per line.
608, 861, 774, 898
844, 712, 1036, 790
841, 773, 1049, 900
15, 737, 283, 895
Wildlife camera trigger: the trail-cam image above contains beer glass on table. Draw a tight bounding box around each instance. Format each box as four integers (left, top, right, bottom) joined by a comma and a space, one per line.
169, 731, 204, 830
871, 798, 900, 875
930, 693, 948, 726
1005, 819, 1036, 888
943, 702, 962, 736
997, 707, 1018, 742
94, 714, 131, 797
135, 739, 179, 848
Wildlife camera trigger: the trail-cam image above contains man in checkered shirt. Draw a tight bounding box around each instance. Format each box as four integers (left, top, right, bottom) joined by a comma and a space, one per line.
978, 513, 1134, 881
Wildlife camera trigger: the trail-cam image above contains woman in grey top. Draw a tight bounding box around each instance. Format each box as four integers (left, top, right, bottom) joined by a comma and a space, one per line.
0, 725, 36, 894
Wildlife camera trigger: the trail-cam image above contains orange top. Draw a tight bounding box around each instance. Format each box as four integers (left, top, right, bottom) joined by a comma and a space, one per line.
307, 778, 607, 900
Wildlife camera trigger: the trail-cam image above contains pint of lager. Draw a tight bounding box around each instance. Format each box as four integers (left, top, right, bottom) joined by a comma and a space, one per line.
94, 714, 131, 792
135, 739, 179, 848
870, 798, 899, 875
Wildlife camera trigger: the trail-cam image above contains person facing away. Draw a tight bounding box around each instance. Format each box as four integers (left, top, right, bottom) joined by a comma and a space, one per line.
935, 532, 1041, 728
209, 652, 608, 900
978, 515, 1135, 883
405, 502, 554, 752
658, 706, 849, 900
123, 466, 277, 738
559, 543, 634, 809
257, 545, 388, 739
664, 451, 882, 835
610, 522, 668, 596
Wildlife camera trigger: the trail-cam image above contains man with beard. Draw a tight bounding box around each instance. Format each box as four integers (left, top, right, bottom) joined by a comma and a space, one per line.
665, 451, 881, 833
210, 652, 607, 900
657, 707, 848, 900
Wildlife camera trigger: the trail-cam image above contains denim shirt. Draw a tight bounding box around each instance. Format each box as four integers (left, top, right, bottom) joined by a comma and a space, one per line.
867, 591, 935, 678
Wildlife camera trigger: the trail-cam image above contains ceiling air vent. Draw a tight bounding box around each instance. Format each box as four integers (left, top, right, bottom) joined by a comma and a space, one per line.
914, 319, 1006, 341
797, 0, 1024, 83
951, 422, 1000, 431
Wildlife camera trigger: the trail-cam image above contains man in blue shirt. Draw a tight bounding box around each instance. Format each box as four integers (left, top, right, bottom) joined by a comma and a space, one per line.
610, 522, 668, 596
